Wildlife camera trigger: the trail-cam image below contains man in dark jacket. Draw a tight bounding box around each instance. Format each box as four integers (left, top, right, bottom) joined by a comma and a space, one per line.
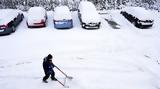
43, 54, 57, 83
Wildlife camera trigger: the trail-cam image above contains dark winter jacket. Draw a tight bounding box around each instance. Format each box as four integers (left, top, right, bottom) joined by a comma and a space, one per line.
43, 57, 55, 75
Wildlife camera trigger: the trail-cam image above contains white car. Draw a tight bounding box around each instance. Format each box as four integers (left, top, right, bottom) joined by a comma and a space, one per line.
53, 6, 73, 29
0, 9, 24, 35
120, 7, 154, 28
78, 1, 101, 29
27, 7, 47, 28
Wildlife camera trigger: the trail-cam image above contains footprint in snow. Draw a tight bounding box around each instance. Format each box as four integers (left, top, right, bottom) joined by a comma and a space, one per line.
76, 57, 84, 60
16, 61, 32, 66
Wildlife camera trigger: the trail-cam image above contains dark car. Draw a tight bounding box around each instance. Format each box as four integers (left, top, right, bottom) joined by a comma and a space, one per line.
0, 9, 24, 35
78, 1, 101, 29
120, 7, 154, 28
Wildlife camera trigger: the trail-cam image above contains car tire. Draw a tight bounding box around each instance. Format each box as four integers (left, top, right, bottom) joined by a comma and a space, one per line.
12, 25, 16, 32
97, 25, 100, 29
44, 21, 46, 27
21, 14, 24, 21
132, 21, 137, 26
139, 24, 143, 29
82, 23, 85, 28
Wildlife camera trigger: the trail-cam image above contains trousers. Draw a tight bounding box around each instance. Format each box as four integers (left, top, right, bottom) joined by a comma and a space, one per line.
43, 71, 55, 81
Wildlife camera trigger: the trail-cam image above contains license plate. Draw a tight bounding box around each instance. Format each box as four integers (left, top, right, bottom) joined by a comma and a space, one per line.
56, 22, 66, 24
90, 24, 96, 26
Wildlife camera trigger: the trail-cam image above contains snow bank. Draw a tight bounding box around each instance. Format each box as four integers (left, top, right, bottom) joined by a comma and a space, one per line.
54, 6, 72, 20
121, 7, 153, 20
0, 9, 19, 25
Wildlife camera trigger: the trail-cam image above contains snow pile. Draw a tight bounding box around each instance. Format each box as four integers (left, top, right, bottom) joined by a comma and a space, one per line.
0, 9, 19, 25
54, 6, 72, 20
78, 1, 100, 23
121, 7, 153, 20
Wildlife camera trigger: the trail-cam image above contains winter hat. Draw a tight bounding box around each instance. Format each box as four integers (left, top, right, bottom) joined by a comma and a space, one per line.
47, 54, 53, 60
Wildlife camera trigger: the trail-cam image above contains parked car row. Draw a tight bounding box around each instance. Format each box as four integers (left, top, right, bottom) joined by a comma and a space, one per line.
27, 1, 101, 29
0, 1, 154, 35
0, 1, 101, 35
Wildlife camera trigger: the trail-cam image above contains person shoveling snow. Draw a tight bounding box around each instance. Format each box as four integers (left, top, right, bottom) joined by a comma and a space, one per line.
42, 54, 57, 83
42, 54, 73, 88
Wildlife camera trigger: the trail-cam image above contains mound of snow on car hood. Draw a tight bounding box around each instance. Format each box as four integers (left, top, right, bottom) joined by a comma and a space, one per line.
0, 9, 19, 25
54, 6, 72, 20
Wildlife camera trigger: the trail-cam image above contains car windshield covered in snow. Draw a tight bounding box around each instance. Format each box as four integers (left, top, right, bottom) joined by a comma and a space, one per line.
27, 7, 47, 28
54, 6, 72, 20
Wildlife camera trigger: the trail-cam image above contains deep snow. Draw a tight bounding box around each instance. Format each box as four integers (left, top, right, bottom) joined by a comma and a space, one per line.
0, 9, 160, 89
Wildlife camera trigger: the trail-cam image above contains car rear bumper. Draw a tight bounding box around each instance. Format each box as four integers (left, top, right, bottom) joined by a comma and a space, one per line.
137, 21, 153, 28
27, 22, 46, 28
54, 20, 73, 29
82, 22, 100, 29
139, 22, 153, 26
139, 24, 153, 28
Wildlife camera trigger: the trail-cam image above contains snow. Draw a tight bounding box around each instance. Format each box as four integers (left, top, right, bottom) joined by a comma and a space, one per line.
121, 7, 153, 21
78, 1, 101, 23
27, 7, 46, 25
54, 6, 72, 20
0, 9, 20, 25
0, 8, 160, 89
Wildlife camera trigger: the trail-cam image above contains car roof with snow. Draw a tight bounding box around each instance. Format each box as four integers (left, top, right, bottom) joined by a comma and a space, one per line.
121, 7, 153, 20
0, 9, 20, 25
54, 6, 72, 20
28, 7, 46, 19
78, 1, 100, 23
78, 1, 97, 13
28, 7, 45, 13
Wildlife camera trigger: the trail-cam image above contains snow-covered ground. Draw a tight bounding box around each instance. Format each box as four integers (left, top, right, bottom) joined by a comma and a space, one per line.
0, 9, 160, 89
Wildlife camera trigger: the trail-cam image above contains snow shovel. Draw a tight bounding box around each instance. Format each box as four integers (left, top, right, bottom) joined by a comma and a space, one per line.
55, 65, 73, 79
56, 78, 69, 88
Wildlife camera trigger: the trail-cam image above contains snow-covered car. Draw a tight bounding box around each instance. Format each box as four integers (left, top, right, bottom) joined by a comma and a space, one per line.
0, 9, 24, 35
53, 6, 73, 29
78, 1, 101, 29
27, 7, 47, 28
120, 7, 154, 28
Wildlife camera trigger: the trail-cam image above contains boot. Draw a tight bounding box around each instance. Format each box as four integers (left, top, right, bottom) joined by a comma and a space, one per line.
43, 80, 48, 83
51, 77, 57, 81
